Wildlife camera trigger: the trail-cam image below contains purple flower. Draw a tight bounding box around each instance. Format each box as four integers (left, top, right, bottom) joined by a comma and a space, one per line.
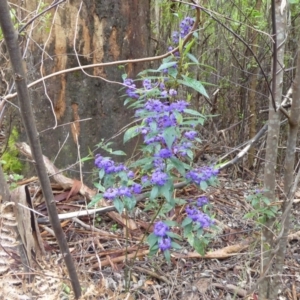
159, 113, 176, 127
114, 164, 126, 172
126, 89, 139, 98
143, 79, 152, 90
172, 31, 180, 44
141, 175, 149, 184
184, 130, 197, 140
131, 183, 142, 194
123, 78, 139, 98
179, 17, 194, 38
127, 170, 134, 179
197, 197, 208, 207
186, 170, 205, 185
153, 221, 169, 237
151, 170, 168, 186
186, 206, 212, 228
159, 82, 166, 90
186, 166, 218, 185
153, 158, 165, 170
105, 165, 117, 174
158, 236, 172, 251
123, 78, 135, 87
95, 154, 103, 168
104, 188, 119, 200
118, 186, 132, 198
145, 117, 155, 125
144, 99, 164, 113
173, 141, 192, 156
170, 100, 189, 112
161, 90, 168, 98
169, 89, 177, 96
145, 136, 162, 145
140, 127, 149, 135
95, 155, 116, 173
157, 148, 172, 159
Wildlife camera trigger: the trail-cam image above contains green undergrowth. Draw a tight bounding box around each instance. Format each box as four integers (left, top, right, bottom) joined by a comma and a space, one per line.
1, 127, 23, 174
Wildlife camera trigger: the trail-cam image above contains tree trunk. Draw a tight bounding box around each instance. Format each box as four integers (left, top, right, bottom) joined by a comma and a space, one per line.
13, 0, 151, 182
259, 1, 288, 298
248, 0, 262, 168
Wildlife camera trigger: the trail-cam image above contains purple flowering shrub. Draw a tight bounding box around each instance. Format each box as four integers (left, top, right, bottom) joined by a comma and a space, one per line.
89, 14, 218, 261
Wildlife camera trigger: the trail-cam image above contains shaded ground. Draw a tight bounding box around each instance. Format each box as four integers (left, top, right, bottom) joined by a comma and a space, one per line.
4, 168, 299, 300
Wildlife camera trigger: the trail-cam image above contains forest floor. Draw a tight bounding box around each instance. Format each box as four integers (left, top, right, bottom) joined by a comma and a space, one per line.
1, 163, 300, 299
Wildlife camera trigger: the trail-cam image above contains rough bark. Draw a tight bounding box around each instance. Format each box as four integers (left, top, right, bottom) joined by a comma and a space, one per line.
13, 0, 151, 182
269, 47, 300, 299
259, 1, 287, 299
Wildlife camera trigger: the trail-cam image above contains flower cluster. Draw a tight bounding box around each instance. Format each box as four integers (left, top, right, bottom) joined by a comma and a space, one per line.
95, 155, 126, 174
197, 196, 209, 207
186, 166, 219, 186
153, 221, 172, 251
186, 206, 213, 228
95, 154, 142, 201
102, 183, 142, 201
123, 78, 139, 99
172, 17, 194, 44
134, 98, 196, 186
136, 99, 189, 133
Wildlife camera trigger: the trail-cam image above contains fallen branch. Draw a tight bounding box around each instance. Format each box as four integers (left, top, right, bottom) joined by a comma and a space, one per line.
16, 142, 97, 200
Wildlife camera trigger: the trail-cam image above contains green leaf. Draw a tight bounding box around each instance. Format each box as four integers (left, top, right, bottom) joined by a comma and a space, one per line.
150, 186, 159, 200
93, 182, 105, 192
193, 237, 206, 256
184, 39, 195, 55
187, 232, 194, 246
88, 193, 103, 207
157, 61, 177, 71
124, 125, 141, 143
168, 67, 178, 78
183, 223, 193, 237
80, 156, 92, 162
114, 198, 124, 214
178, 75, 209, 98
162, 127, 177, 149
167, 232, 182, 240
187, 149, 193, 160
169, 157, 187, 176
164, 220, 178, 227
98, 169, 105, 180
173, 111, 183, 124
124, 196, 136, 212
147, 233, 159, 248
200, 181, 208, 191
160, 181, 173, 203
103, 175, 115, 188
110, 150, 126, 156
182, 217, 193, 227
149, 245, 159, 257
171, 241, 182, 249
186, 52, 199, 64
163, 249, 171, 263
184, 108, 205, 117
196, 228, 204, 237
